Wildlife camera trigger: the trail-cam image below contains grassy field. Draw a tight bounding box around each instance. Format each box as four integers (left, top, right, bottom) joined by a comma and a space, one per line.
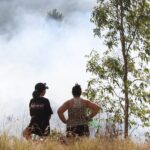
0, 134, 149, 150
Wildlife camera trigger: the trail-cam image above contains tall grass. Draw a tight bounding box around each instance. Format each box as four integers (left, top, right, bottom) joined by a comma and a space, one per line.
0, 134, 149, 150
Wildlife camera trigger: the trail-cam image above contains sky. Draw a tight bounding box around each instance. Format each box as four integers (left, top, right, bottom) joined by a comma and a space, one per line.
0, 0, 104, 134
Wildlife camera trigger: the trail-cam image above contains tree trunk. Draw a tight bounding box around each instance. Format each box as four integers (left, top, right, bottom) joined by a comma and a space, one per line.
120, 0, 129, 138
124, 57, 129, 138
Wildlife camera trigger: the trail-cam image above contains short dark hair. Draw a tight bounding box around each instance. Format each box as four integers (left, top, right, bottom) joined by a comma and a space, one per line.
72, 84, 82, 97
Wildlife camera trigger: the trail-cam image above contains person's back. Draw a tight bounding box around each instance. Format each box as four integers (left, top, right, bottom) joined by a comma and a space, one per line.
58, 84, 100, 137
29, 96, 52, 137
67, 98, 87, 127
30, 97, 51, 124
23, 83, 53, 139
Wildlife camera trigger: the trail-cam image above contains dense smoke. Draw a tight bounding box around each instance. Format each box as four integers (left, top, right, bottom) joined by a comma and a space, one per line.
0, 0, 102, 134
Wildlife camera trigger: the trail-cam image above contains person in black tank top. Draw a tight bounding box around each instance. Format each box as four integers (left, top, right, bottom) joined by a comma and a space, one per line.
23, 83, 53, 139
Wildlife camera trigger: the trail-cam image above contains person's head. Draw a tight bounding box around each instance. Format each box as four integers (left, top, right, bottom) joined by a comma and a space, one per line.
72, 84, 82, 97
32, 83, 49, 99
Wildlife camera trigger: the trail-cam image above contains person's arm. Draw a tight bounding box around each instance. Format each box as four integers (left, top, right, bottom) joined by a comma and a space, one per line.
57, 101, 70, 124
85, 100, 100, 119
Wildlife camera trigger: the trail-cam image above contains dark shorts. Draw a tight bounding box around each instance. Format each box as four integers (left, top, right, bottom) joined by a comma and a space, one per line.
28, 122, 50, 136
66, 125, 89, 137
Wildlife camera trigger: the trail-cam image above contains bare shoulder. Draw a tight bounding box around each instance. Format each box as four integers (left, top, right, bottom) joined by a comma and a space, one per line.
62, 98, 73, 107
80, 98, 89, 106
81, 98, 100, 109
58, 99, 73, 112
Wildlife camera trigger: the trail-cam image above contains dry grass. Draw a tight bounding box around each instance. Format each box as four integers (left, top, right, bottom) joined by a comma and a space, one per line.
0, 134, 149, 150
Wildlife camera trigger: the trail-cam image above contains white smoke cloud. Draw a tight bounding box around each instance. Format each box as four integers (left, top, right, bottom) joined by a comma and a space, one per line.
0, 0, 103, 134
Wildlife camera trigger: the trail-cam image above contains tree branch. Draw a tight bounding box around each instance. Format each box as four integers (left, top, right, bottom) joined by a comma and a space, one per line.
129, 78, 147, 86
127, 0, 146, 52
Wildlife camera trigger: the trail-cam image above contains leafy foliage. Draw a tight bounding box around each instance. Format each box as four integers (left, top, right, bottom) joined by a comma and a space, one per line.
85, 0, 150, 137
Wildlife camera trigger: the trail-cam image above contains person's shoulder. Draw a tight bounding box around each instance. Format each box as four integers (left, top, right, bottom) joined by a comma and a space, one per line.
38, 96, 47, 100
67, 98, 73, 102
80, 98, 90, 105
39, 97, 49, 102
30, 98, 34, 103
62, 98, 73, 106
64, 99, 71, 104
80, 98, 88, 102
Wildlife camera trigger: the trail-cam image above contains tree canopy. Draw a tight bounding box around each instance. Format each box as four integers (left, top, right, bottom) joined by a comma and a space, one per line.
85, 0, 150, 138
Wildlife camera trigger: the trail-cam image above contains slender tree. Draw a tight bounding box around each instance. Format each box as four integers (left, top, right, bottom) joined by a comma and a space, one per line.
85, 0, 150, 138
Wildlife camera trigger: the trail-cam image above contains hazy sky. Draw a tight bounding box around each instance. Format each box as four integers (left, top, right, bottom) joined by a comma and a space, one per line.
0, 0, 96, 35
0, 0, 105, 132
